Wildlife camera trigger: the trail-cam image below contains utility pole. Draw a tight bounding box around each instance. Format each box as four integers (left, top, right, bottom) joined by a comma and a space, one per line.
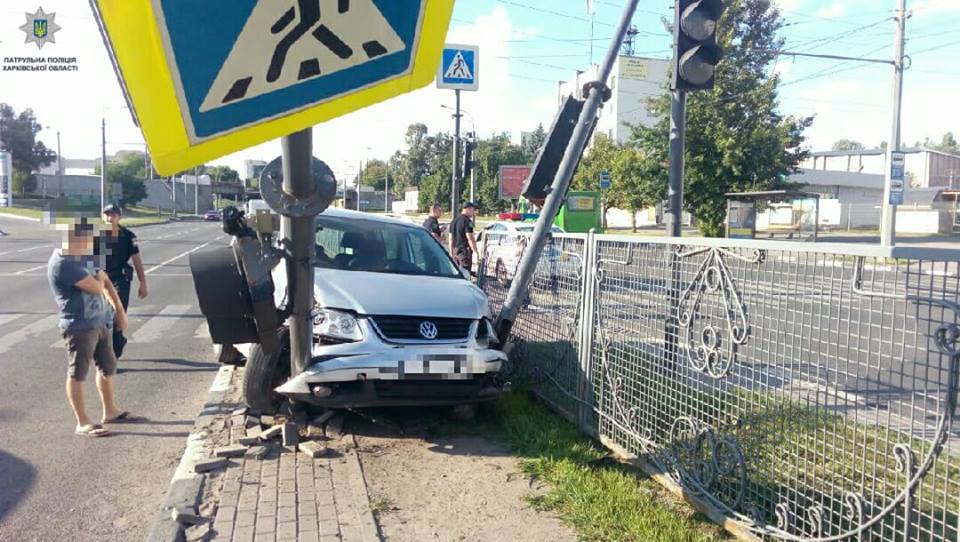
880, 0, 907, 247
171, 176, 177, 218
470, 165, 476, 204
56, 131, 63, 197
100, 118, 107, 211
451, 89, 462, 213
385, 171, 390, 212
281, 128, 315, 376
357, 160, 363, 211
194, 166, 199, 215
666, 92, 686, 237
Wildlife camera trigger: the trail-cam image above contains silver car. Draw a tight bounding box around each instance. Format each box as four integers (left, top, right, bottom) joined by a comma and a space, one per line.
241, 209, 506, 410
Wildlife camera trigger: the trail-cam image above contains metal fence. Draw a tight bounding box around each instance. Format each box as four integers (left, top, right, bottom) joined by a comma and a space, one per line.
478, 231, 959, 541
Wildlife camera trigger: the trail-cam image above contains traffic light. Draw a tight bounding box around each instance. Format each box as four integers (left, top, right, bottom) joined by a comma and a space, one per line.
462, 135, 478, 177
672, 0, 724, 91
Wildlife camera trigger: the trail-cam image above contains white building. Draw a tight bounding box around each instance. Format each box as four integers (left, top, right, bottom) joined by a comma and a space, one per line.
244, 159, 268, 182
558, 55, 669, 144
803, 147, 960, 189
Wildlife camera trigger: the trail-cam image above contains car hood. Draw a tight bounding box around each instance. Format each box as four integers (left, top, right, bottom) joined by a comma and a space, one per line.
314, 269, 491, 319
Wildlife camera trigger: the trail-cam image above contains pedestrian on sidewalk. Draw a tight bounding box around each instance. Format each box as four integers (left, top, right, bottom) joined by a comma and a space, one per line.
448, 201, 479, 275
101, 204, 147, 358
48, 217, 130, 437
422, 203, 443, 242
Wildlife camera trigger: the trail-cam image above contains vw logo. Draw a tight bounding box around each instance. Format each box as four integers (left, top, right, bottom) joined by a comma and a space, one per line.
419, 321, 439, 340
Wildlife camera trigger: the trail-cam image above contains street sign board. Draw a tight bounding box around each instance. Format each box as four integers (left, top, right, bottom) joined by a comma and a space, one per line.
0, 151, 12, 208
499, 165, 532, 200
889, 151, 906, 205
599, 171, 611, 190
437, 44, 479, 90
90, 0, 455, 176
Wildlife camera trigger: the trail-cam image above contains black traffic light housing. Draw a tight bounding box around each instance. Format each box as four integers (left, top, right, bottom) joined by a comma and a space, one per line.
522, 94, 597, 203
672, 0, 725, 91
462, 134, 478, 177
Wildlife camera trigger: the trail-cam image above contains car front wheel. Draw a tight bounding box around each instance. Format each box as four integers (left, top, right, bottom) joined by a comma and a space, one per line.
243, 328, 291, 414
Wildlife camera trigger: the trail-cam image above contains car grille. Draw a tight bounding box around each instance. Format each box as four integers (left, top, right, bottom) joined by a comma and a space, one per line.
371, 316, 473, 342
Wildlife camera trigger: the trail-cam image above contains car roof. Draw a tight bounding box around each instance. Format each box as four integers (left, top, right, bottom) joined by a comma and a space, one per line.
317, 208, 420, 228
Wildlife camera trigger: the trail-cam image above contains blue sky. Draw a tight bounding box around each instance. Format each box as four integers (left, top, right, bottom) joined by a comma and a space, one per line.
1, 0, 957, 180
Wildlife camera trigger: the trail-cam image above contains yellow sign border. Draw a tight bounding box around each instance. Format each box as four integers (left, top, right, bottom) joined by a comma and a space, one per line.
93, 0, 453, 176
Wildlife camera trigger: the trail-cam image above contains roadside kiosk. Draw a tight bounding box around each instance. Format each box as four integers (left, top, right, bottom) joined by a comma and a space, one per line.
555, 191, 603, 233
725, 191, 820, 241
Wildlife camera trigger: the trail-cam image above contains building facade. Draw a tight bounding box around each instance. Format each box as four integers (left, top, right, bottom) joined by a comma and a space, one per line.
558, 55, 669, 144
803, 148, 960, 189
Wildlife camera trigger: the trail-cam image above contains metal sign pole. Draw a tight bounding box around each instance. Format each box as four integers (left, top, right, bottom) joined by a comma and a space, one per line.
281, 128, 315, 376
451, 89, 462, 212
495, 0, 640, 343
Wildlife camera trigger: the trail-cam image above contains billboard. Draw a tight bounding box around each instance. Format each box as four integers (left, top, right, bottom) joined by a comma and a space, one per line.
0, 151, 12, 208
499, 165, 532, 200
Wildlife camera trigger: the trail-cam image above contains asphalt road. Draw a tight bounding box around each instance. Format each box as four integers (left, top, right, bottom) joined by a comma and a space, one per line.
0, 215, 228, 541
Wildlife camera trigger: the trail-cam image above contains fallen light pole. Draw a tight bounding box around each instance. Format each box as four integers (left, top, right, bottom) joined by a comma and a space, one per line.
494, 0, 640, 344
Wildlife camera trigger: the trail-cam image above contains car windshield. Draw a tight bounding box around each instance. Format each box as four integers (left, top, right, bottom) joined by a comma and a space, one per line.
314, 215, 461, 278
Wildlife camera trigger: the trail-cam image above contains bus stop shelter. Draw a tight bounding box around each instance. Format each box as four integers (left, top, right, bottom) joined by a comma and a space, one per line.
725, 190, 820, 241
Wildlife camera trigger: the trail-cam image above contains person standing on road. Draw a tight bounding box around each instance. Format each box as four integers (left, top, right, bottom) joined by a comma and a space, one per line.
48, 218, 130, 437
101, 204, 147, 358
448, 202, 479, 274
422, 203, 443, 242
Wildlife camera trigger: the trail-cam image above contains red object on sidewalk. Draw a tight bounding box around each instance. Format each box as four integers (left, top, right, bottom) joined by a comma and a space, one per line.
498, 213, 522, 221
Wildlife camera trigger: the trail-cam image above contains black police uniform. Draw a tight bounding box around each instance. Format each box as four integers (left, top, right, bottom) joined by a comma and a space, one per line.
103, 226, 139, 357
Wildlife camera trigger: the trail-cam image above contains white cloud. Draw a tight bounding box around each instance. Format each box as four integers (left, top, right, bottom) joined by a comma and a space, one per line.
813, 3, 847, 19
912, 0, 960, 16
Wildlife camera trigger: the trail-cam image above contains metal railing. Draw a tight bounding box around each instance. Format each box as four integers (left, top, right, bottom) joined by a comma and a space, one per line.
479, 231, 960, 541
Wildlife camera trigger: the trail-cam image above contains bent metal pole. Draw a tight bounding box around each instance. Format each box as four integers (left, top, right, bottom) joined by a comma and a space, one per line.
281, 128, 315, 376
495, 0, 640, 344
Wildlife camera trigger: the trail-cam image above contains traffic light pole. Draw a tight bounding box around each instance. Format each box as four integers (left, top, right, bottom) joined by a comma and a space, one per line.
666, 90, 686, 238
451, 89, 462, 213
281, 128, 315, 376
880, 0, 907, 247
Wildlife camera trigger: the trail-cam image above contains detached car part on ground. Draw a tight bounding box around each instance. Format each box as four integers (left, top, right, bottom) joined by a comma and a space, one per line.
191, 207, 506, 412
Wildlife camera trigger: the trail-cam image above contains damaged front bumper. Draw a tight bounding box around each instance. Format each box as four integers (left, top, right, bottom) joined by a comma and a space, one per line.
275, 345, 507, 408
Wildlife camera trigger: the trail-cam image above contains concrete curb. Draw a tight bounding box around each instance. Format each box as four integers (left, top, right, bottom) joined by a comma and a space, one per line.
147, 365, 236, 542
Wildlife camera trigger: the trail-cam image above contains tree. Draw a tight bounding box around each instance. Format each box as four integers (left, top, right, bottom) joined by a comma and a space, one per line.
630, 0, 812, 237
832, 139, 864, 152
933, 132, 959, 155
521, 123, 547, 162
207, 165, 240, 183
0, 103, 56, 194
95, 151, 148, 208
356, 159, 391, 191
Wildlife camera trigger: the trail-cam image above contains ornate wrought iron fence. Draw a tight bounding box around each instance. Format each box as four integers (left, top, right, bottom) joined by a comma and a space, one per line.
479, 231, 959, 541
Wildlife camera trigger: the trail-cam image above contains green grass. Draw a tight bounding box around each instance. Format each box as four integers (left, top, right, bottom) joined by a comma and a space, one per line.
0, 205, 43, 219
432, 391, 729, 542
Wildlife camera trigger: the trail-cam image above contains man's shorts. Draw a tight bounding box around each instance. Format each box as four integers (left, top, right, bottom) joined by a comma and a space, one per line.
454, 248, 473, 272
63, 326, 118, 381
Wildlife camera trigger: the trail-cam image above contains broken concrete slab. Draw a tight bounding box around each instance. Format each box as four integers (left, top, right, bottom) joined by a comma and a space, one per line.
184, 521, 210, 542
238, 435, 259, 446
244, 445, 269, 460
260, 414, 275, 427
214, 444, 247, 458
261, 425, 283, 440
193, 458, 229, 473
244, 415, 260, 428
298, 440, 327, 459
171, 506, 204, 525
282, 422, 299, 447
230, 406, 247, 417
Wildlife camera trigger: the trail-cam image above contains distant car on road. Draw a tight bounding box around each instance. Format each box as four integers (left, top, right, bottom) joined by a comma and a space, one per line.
478, 221, 579, 285
203, 210, 221, 222
239, 208, 506, 411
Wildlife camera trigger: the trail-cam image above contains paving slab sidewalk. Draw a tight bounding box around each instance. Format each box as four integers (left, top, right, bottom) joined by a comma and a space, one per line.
150, 366, 378, 542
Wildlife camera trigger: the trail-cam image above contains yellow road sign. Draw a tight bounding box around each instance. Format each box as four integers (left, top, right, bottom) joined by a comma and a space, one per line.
91, 0, 454, 176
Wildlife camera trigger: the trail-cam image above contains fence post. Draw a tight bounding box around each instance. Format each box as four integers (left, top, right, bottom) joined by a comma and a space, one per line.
576, 229, 599, 436
847, 203, 853, 232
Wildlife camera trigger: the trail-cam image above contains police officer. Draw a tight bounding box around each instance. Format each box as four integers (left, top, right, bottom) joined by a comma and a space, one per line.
101, 204, 148, 357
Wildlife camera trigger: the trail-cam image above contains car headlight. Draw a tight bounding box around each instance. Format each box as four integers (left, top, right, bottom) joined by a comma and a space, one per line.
312, 307, 363, 342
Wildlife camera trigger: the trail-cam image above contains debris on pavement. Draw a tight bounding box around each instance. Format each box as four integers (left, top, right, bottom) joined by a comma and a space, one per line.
193, 457, 229, 473
214, 444, 247, 458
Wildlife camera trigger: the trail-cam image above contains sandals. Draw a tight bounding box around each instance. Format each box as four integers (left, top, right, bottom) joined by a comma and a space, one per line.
102, 411, 142, 424
75, 424, 110, 437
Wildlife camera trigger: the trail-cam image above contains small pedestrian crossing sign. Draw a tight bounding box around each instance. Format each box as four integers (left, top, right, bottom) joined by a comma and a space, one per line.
89, 0, 455, 176
438, 44, 479, 91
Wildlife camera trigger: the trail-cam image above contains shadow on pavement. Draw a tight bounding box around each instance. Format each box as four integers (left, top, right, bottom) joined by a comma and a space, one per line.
120, 358, 218, 369
0, 449, 36, 523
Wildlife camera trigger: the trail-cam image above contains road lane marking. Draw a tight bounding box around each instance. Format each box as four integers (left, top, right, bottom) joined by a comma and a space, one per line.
145, 241, 215, 275
0, 314, 24, 327
0, 314, 59, 355
130, 304, 193, 343
14, 264, 48, 275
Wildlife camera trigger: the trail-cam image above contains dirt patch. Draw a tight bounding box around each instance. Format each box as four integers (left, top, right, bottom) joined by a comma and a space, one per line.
353, 413, 576, 542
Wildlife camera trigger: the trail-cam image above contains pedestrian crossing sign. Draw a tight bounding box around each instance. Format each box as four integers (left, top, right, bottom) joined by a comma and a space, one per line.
437, 44, 479, 91
89, 0, 455, 176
